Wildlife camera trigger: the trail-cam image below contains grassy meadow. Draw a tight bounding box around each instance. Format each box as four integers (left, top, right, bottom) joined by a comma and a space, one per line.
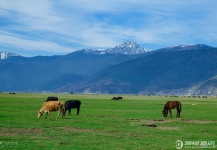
0, 93, 217, 150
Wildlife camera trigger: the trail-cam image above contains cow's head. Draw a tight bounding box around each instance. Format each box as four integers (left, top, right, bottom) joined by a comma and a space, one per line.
162, 110, 167, 117
37, 111, 43, 118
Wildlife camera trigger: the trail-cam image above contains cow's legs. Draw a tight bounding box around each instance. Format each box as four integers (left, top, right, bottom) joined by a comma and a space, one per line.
56, 110, 61, 119
61, 108, 64, 118
45, 111, 50, 119
76, 107, 80, 115
64, 109, 67, 116
45, 112, 48, 119
68, 109, 71, 115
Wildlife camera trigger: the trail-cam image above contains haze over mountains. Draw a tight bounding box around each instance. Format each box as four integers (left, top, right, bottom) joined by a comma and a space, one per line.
1, 41, 217, 95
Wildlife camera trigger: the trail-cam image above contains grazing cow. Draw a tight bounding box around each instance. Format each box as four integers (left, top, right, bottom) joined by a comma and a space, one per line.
45, 96, 58, 102
111, 97, 118, 100
38, 101, 64, 119
111, 97, 123, 100
117, 96, 123, 100
162, 101, 181, 118
63, 100, 81, 117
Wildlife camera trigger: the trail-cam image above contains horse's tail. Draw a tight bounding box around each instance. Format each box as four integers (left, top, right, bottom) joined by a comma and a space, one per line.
179, 102, 182, 112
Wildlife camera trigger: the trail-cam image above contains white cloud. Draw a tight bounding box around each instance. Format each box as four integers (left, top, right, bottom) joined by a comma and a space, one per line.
0, 31, 74, 53
0, 0, 217, 56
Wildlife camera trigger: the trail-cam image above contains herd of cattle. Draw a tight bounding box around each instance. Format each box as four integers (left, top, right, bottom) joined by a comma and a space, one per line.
38, 96, 81, 119
38, 96, 181, 119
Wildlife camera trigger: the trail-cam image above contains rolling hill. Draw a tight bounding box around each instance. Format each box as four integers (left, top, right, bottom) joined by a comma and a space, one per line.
188, 75, 217, 95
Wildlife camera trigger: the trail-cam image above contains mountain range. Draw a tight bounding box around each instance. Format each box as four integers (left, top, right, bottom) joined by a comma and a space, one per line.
1, 41, 217, 95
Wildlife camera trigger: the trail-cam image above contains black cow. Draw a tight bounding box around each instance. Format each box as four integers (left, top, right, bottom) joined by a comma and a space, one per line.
111, 97, 118, 100
111, 97, 123, 100
45, 96, 58, 102
63, 100, 81, 117
117, 96, 123, 100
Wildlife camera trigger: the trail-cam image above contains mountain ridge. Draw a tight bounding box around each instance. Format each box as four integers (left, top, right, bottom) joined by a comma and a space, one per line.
157, 44, 214, 52
0, 41, 150, 59
1, 42, 214, 59
1, 42, 217, 95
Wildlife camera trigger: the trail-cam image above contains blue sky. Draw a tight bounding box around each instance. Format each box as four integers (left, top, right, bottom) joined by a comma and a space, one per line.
0, 0, 217, 57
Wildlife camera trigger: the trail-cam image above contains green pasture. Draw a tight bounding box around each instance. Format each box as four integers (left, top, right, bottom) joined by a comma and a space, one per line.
0, 93, 217, 150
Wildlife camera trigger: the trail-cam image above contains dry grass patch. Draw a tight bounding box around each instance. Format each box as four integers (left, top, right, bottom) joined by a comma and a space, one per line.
180, 119, 217, 124
0, 127, 44, 137
128, 118, 171, 123
156, 126, 179, 130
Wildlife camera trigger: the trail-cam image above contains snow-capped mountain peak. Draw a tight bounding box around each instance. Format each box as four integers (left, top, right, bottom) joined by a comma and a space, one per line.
76, 42, 151, 55
105, 41, 150, 55
164, 44, 213, 51
0, 51, 20, 59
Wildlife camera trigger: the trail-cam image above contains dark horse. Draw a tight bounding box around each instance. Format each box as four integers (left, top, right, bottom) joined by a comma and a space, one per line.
162, 101, 181, 117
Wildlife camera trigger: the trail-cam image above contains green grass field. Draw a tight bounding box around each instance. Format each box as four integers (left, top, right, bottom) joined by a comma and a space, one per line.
0, 93, 217, 150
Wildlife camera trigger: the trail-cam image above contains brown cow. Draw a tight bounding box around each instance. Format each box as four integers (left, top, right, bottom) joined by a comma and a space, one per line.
38, 101, 64, 119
